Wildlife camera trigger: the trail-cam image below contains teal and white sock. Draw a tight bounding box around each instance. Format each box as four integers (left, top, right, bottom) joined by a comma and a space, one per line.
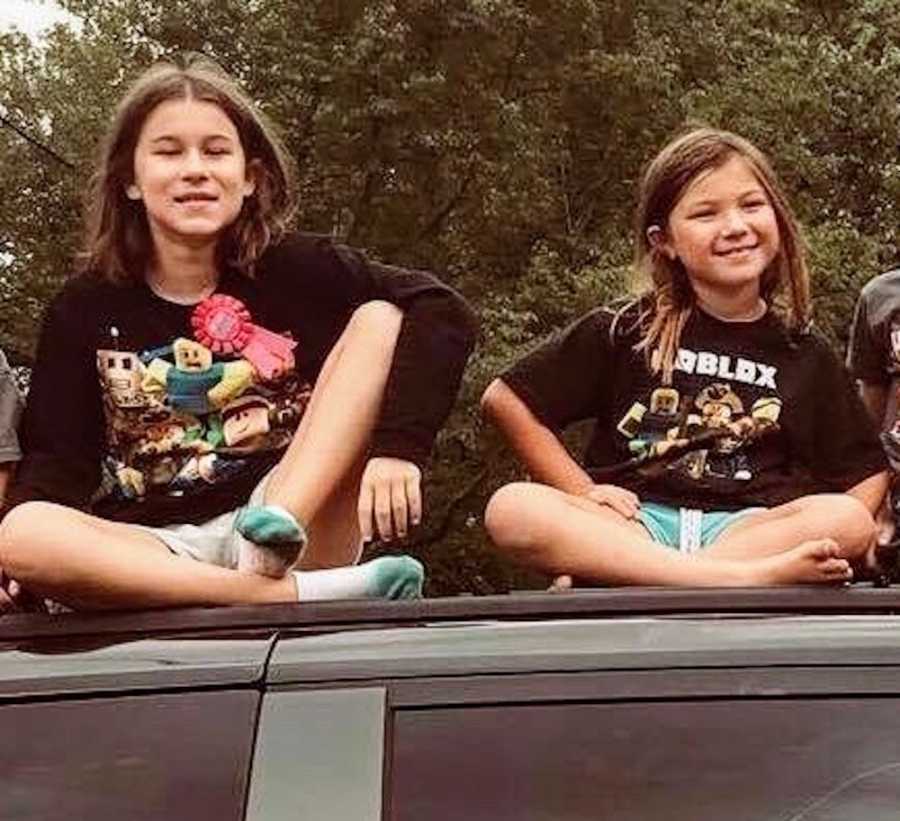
293, 555, 424, 602
235, 505, 308, 578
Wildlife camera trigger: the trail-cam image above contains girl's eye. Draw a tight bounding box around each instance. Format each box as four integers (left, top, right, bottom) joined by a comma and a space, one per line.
690, 211, 716, 220
154, 149, 180, 156
206, 147, 231, 156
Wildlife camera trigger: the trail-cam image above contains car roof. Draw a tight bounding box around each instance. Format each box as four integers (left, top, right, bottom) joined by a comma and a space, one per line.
3, 585, 900, 643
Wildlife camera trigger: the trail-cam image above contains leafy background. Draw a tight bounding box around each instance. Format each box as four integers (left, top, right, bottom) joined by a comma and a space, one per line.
1, 0, 897, 594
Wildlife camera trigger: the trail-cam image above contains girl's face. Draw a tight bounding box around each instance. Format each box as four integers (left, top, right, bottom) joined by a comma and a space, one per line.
128, 97, 255, 248
658, 154, 780, 301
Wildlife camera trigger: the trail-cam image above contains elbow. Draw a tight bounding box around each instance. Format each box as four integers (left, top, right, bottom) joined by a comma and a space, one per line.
444, 296, 479, 355
440, 288, 480, 350
414, 292, 480, 354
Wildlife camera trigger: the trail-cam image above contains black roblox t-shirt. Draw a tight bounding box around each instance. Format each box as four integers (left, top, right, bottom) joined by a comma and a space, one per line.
10, 233, 477, 526
503, 302, 886, 511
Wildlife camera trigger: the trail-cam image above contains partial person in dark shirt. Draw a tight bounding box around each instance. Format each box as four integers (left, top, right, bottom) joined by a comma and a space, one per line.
847, 269, 900, 573
482, 128, 885, 587
0, 56, 476, 612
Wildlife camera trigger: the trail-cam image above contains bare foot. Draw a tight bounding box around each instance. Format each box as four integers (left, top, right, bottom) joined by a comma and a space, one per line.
746, 539, 852, 586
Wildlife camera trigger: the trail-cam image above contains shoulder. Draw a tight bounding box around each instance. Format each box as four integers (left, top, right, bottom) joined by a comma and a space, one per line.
858, 268, 900, 301
39, 275, 153, 349
555, 305, 613, 336
256, 232, 375, 300
550, 297, 644, 353
802, 324, 837, 354
259, 231, 362, 274
782, 322, 844, 369
45, 273, 121, 322
606, 297, 647, 342
260, 231, 329, 261
537, 304, 628, 354
855, 269, 900, 324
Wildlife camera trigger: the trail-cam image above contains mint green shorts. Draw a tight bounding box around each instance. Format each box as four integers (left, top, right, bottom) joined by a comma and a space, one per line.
636, 502, 764, 553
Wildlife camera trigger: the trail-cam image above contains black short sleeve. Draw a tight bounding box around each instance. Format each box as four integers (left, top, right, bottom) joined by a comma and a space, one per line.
807, 336, 887, 489
501, 308, 615, 430
10, 287, 104, 511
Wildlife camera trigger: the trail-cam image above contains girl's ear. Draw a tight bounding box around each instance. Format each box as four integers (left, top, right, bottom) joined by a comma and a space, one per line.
126, 183, 142, 201
647, 225, 677, 261
243, 160, 259, 198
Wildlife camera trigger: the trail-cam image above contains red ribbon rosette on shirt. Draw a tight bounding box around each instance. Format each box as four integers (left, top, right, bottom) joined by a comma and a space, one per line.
191, 294, 296, 380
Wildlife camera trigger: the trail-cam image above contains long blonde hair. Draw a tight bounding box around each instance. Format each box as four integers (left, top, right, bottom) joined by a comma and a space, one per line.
78, 55, 297, 283
632, 127, 810, 383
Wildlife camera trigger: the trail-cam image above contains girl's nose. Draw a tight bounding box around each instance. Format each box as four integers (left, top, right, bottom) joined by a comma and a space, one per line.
181, 148, 208, 179
721, 209, 749, 236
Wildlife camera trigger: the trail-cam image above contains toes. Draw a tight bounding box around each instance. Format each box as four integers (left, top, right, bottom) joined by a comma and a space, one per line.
820, 558, 853, 583
821, 557, 849, 574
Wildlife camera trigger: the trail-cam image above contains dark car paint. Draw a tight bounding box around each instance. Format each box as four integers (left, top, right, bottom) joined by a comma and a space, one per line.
4, 587, 900, 820
3, 690, 258, 821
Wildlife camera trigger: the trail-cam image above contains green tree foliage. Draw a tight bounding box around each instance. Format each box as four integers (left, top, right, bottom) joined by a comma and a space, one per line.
1, 0, 898, 593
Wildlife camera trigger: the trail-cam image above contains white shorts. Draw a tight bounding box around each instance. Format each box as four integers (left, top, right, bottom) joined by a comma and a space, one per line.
135, 470, 271, 569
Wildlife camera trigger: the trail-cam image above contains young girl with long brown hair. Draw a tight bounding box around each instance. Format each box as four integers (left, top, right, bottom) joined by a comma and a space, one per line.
0, 56, 476, 611
482, 127, 886, 586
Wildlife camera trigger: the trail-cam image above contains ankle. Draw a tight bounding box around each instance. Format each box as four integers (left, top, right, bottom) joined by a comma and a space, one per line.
292, 554, 425, 602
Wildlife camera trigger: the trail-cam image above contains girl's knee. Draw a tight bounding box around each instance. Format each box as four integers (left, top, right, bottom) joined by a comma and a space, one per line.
343, 301, 403, 359
349, 300, 403, 337
834, 494, 876, 547
0, 502, 55, 576
808, 494, 875, 552
485, 483, 541, 551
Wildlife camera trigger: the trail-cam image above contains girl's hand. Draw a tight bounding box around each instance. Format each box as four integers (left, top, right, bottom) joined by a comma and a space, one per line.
358, 457, 422, 543
580, 483, 640, 519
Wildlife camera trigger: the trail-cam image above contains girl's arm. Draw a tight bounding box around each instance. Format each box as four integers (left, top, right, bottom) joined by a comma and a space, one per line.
6, 288, 103, 514
261, 234, 478, 541
363, 267, 478, 468
482, 378, 593, 494
482, 378, 640, 519
267, 235, 479, 468
358, 281, 476, 540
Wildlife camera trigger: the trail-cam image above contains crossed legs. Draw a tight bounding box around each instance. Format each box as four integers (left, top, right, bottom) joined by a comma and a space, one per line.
485, 482, 875, 586
0, 301, 405, 610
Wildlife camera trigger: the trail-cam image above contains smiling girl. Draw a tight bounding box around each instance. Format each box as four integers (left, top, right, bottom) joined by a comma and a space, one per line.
482, 127, 886, 587
0, 57, 476, 611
